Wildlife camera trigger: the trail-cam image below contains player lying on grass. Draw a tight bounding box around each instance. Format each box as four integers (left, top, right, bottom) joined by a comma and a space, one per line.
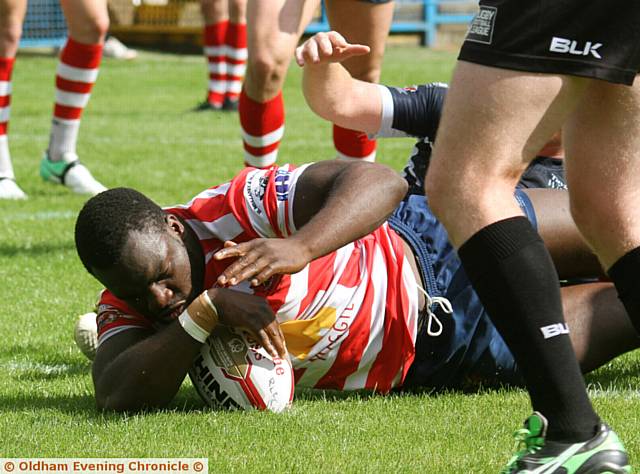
75, 161, 638, 412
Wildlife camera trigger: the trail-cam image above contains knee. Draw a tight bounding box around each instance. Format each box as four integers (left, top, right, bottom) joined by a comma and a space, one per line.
424, 166, 459, 223
69, 14, 110, 44
0, 21, 23, 54
91, 15, 110, 43
245, 52, 288, 98
568, 192, 606, 242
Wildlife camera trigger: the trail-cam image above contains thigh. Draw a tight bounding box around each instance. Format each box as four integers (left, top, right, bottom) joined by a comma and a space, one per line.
564, 78, 640, 268
246, 0, 318, 62
325, 0, 394, 82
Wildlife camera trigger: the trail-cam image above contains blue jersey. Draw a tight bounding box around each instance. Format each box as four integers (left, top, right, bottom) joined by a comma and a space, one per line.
375, 83, 567, 194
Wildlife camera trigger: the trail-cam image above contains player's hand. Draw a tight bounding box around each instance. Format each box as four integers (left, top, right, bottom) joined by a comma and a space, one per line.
207, 287, 287, 359
214, 239, 312, 287
295, 31, 370, 67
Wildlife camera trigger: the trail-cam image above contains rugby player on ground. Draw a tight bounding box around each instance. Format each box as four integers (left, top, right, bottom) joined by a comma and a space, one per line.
74, 36, 638, 423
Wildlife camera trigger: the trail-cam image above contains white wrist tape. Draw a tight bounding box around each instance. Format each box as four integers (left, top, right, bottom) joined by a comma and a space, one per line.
178, 310, 211, 343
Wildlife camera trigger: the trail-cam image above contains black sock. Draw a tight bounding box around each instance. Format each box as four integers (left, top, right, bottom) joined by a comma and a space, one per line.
609, 246, 640, 335
458, 216, 599, 442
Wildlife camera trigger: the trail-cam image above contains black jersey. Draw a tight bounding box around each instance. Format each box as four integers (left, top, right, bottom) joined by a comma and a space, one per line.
375, 82, 567, 194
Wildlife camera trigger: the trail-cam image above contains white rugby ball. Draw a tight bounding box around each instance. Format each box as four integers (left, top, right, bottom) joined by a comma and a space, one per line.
189, 325, 294, 413
74, 312, 98, 361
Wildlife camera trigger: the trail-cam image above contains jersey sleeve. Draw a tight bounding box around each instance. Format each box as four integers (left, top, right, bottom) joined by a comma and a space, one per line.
226, 163, 312, 239
96, 290, 153, 345
376, 83, 448, 140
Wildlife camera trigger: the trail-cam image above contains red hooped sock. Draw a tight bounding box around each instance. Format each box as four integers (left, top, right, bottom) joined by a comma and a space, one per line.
0, 57, 15, 137
50, 37, 103, 161
224, 21, 247, 103
239, 90, 284, 168
333, 124, 377, 162
204, 20, 228, 108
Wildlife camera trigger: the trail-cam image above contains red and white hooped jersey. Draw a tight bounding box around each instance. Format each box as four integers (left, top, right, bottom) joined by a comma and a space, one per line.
97, 164, 420, 393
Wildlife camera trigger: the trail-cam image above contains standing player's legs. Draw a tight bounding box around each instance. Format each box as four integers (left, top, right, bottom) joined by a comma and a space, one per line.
426, 61, 608, 446
0, 0, 27, 199
326, 0, 393, 162
222, 0, 246, 110
199, 0, 229, 110
565, 79, 640, 342
40, 0, 109, 195
239, 0, 318, 168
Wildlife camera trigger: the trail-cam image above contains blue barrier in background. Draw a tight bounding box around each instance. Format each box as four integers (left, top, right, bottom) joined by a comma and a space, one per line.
20, 0, 475, 49
306, 0, 475, 46
20, 0, 67, 48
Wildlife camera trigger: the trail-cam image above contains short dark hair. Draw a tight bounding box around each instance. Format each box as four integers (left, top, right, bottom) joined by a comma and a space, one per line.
75, 187, 167, 273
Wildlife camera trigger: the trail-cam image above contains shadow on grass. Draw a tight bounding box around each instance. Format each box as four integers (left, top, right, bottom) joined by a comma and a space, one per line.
0, 241, 76, 257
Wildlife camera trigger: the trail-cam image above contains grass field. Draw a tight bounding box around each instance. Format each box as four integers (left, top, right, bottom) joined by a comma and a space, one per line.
1, 45, 639, 473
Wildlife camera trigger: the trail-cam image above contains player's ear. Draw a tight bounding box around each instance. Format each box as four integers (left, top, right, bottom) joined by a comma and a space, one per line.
165, 214, 185, 237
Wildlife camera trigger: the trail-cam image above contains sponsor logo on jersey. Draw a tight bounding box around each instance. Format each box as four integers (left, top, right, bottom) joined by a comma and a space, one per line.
540, 322, 570, 339
274, 170, 290, 201
549, 37, 602, 59
465, 6, 497, 45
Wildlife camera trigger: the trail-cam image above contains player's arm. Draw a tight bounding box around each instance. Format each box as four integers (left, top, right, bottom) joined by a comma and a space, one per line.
92, 289, 284, 412
296, 31, 382, 136
215, 160, 408, 286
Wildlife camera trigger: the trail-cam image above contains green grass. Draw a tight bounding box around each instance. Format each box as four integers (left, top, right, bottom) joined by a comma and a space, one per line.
1, 46, 639, 472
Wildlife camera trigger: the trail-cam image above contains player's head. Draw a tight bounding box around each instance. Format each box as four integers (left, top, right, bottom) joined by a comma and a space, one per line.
75, 188, 200, 319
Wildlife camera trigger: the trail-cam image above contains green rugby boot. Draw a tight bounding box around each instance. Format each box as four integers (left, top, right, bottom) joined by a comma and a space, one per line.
502, 412, 631, 473
40, 151, 106, 195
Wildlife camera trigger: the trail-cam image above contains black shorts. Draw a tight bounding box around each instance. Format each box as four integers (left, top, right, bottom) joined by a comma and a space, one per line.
459, 0, 640, 85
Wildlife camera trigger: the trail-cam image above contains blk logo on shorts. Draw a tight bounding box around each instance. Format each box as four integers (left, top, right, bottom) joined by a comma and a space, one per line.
540, 322, 570, 339
465, 6, 497, 45
549, 37, 603, 59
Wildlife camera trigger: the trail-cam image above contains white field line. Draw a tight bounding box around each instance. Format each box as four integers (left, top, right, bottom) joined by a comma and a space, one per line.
2, 360, 72, 376
0, 210, 75, 222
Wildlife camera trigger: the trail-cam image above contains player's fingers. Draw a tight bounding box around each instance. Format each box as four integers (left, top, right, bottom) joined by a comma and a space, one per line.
256, 328, 278, 358
265, 321, 287, 359
250, 266, 276, 287
347, 44, 371, 56
304, 38, 320, 64
214, 241, 245, 260
326, 30, 348, 47
295, 45, 306, 67
317, 33, 334, 58
217, 253, 259, 285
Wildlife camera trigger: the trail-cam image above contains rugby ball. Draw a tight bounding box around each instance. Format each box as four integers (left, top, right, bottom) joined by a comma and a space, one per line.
189, 325, 294, 413
74, 312, 98, 361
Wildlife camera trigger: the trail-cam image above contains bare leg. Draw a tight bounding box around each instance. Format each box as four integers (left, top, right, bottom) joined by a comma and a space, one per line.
524, 189, 603, 279
0, 0, 26, 57
563, 283, 639, 374
0, 0, 27, 199
61, 0, 109, 45
426, 63, 586, 245
326, 0, 393, 162
41, 0, 109, 195
427, 60, 599, 442
200, 0, 228, 25
244, 0, 319, 101
565, 79, 640, 269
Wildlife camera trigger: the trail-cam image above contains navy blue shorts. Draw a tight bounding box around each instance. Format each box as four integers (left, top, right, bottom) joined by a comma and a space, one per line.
388, 192, 537, 391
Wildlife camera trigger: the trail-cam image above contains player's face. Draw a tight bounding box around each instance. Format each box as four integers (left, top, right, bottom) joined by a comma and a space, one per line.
92, 217, 196, 320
